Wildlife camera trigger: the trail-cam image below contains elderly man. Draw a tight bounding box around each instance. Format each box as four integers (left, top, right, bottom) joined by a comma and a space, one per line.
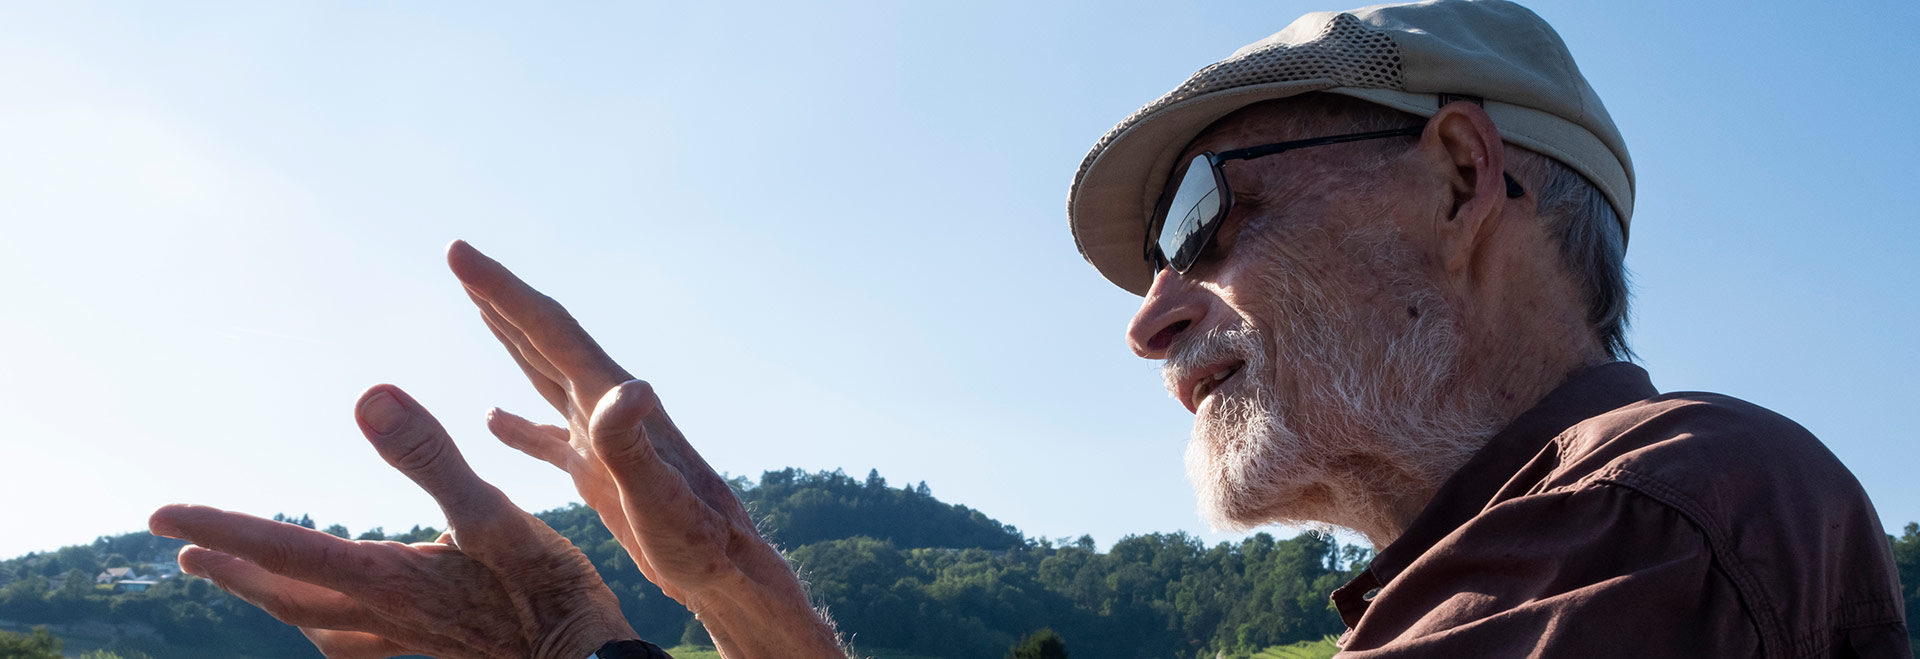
150, 0, 1907, 657
1069, 1, 1909, 656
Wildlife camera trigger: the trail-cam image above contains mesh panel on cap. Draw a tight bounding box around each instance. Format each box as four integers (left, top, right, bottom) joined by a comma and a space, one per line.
1079, 13, 1405, 172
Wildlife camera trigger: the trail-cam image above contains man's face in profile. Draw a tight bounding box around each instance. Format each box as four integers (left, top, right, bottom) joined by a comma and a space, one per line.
1135, 103, 1495, 536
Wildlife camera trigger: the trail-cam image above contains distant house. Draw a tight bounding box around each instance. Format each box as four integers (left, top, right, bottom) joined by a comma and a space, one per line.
95, 567, 135, 584
112, 579, 158, 593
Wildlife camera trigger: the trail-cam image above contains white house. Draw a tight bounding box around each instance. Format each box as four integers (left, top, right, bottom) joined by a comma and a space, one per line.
94, 567, 135, 585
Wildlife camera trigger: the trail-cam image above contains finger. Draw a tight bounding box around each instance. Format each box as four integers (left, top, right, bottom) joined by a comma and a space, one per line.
468, 289, 569, 411
588, 381, 713, 534
467, 285, 561, 383
492, 404, 642, 551
151, 505, 381, 590
486, 407, 574, 471
176, 545, 372, 630
446, 240, 630, 395
354, 385, 521, 536
300, 628, 413, 659
302, 610, 483, 659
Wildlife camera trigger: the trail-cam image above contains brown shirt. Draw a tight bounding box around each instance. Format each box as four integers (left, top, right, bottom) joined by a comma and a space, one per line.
1330, 363, 1909, 658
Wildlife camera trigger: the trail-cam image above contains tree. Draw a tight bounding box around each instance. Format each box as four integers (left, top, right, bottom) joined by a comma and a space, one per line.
1890, 522, 1919, 639
0, 626, 63, 659
322, 524, 351, 539
270, 513, 315, 529
21, 465, 1814, 659
1006, 628, 1068, 659
679, 618, 713, 646
390, 525, 443, 543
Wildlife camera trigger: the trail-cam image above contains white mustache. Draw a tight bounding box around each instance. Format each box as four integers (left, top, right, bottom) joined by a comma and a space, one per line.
1161, 324, 1265, 399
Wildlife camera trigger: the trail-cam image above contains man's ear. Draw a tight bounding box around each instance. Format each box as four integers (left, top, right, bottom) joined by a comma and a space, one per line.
1423, 101, 1510, 275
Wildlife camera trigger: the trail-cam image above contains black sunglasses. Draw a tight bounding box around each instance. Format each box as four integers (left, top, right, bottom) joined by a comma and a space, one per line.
1145, 124, 1525, 275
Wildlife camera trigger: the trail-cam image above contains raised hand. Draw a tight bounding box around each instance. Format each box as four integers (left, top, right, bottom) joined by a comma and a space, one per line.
448, 241, 843, 658
149, 385, 640, 659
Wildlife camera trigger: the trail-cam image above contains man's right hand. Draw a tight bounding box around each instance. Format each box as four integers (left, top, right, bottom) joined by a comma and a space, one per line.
447, 240, 845, 659
150, 385, 638, 659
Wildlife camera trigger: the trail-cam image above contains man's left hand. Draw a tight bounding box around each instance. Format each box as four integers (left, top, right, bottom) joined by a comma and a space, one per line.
448, 240, 845, 657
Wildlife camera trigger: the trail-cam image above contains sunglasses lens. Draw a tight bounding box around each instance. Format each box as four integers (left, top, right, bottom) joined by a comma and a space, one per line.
1154, 154, 1224, 272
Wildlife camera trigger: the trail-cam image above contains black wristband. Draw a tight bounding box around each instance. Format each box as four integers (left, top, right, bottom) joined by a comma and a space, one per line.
594, 639, 671, 659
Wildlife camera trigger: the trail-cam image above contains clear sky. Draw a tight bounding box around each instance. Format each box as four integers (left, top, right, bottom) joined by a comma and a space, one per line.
2, 0, 1916, 561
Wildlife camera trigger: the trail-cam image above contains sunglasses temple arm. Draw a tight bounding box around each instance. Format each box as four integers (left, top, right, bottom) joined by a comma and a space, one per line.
1216, 126, 1426, 163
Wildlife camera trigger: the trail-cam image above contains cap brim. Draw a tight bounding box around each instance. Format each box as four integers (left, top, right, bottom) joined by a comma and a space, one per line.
1069, 79, 1340, 297
1070, 83, 1634, 297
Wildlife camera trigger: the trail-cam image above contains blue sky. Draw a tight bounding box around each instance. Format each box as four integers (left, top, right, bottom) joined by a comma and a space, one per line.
1, 0, 1916, 561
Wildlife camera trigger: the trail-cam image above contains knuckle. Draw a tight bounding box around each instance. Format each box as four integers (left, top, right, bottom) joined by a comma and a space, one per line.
257, 591, 325, 627
591, 430, 650, 466
609, 381, 661, 421
386, 432, 452, 475
353, 542, 398, 574
456, 509, 519, 545
534, 299, 580, 329
619, 379, 657, 402
255, 535, 308, 574
351, 550, 413, 604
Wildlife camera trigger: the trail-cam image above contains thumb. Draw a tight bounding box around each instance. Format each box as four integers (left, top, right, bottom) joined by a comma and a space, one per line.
587, 381, 663, 469
587, 380, 683, 496
589, 381, 712, 540
357, 385, 515, 528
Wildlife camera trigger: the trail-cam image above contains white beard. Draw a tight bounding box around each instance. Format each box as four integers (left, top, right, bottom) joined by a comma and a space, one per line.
1169, 226, 1498, 540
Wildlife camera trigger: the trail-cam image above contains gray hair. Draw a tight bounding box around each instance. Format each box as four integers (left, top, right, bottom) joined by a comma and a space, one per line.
1226, 94, 1634, 360
1508, 150, 1633, 360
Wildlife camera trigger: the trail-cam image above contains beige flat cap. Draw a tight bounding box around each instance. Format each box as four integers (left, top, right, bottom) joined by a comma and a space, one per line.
1068, 0, 1634, 295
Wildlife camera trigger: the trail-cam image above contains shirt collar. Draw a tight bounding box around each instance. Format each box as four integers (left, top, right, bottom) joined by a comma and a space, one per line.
1330, 361, 1658, 628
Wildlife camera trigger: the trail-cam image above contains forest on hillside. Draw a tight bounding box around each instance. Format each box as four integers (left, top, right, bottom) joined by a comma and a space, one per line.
2, 468, 1916, 659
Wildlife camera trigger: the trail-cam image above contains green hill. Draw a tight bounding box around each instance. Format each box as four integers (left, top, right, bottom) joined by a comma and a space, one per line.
3, 469, 1916, 659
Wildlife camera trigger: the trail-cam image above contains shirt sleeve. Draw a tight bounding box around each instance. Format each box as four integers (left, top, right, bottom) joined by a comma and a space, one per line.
1336, 483, 1763, 659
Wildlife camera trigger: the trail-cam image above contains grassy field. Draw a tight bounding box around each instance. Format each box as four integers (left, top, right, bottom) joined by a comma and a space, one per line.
670, 640, 1334, 659
1248, 637, 1341, 659
667, 645, 947, 659
0, 620, 179, 659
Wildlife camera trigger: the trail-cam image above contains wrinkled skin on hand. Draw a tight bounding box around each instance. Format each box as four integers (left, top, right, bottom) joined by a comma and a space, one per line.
449, 241, 844, 657
150, 385, 638, 659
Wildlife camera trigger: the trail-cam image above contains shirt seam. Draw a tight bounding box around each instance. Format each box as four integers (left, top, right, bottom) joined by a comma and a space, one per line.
1581, 467, 1790, 659
1588, 473, 1908, 659
1829, 598, 1904, 629
1800, 615, 1907, 659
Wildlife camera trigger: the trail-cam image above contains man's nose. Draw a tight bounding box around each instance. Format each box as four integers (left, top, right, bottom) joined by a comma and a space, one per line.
1126, 268, 1208, 359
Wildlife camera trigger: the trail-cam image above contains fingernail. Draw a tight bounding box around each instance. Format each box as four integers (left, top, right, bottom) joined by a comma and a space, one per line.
149, 517, 183, 539
363, 392, 407, 435
177, 551, 206, 577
